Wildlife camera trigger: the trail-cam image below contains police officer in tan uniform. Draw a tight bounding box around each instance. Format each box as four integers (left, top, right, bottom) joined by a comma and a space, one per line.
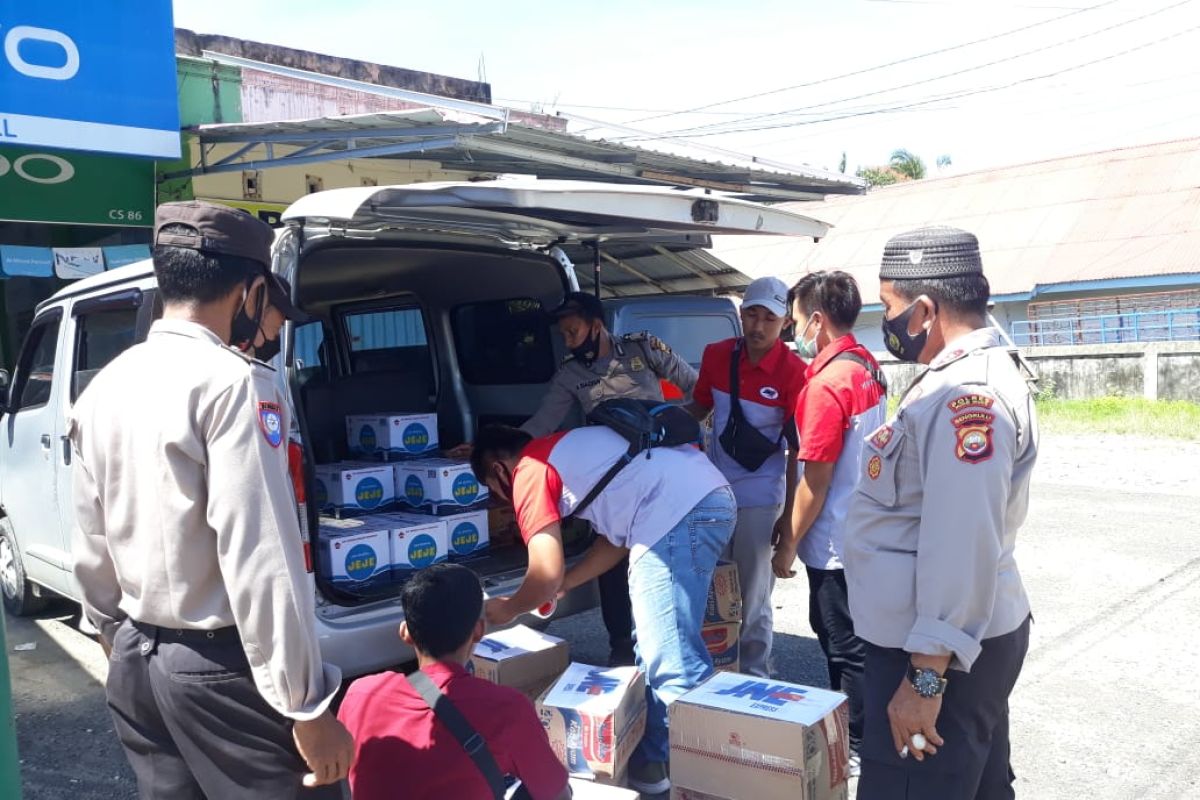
844, 227, 1037, 800
70, 201, 353, 799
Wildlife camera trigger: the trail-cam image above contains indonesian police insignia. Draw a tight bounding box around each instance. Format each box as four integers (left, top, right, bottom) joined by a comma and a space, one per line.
258, 401, 283, 448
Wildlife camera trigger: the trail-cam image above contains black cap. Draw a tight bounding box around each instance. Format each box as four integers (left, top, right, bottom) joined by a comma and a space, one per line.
880, 226, 983, 281
552, 291, 604, 323
154, 200, 274, 269
266, 274, 309, 323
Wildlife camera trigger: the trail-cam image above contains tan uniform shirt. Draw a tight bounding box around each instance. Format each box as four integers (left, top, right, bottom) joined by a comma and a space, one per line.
69, 319, 339, 720
844, 327, 1037, 672
520, 332, 698, 437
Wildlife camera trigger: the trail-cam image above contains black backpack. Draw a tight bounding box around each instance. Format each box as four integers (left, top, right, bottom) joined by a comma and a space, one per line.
572, 398, 701, 517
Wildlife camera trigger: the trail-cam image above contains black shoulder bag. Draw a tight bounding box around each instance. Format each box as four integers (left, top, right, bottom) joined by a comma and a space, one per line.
406, 670, 508, 800
718, 339, 788, 472
830, 350, 889, 393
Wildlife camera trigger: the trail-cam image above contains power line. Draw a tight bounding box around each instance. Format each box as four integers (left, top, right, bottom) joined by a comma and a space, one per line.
612, 0, 1124, 127
634, 23, 1200, 141
659, 0, 1194, 138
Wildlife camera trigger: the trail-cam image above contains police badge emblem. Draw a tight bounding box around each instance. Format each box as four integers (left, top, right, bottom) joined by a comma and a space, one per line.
258, 401, 283, 448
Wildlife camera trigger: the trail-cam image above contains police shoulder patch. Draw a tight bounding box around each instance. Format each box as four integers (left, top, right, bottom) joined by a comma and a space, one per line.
258, 401, 284, 448
946, 393, 995, 414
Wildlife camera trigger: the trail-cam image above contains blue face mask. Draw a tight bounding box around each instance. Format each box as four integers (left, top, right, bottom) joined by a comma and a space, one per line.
796, 316, 820, 360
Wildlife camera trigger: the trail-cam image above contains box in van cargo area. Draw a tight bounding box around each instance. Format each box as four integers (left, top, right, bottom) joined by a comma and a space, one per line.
385, 512, 449, 574
394, 457, 489, 510
312, 463, 395, 514
346, 412, 439, 458
317, 517, 392, 589
701, 622, 740, 674
537, 663, 647, 785
443, 508, 490, 558
669, 672, 850, 800
467, 624, 569, 701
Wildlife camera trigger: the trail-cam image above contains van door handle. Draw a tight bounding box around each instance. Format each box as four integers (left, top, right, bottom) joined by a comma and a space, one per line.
40, 434, 52, 450
60, 435, 72, 466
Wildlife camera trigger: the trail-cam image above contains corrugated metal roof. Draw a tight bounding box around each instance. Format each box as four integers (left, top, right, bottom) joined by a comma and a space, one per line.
711, 137, 1200, 302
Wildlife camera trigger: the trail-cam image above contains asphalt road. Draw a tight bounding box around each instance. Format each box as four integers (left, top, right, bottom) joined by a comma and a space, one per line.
7, 434, 1200, 799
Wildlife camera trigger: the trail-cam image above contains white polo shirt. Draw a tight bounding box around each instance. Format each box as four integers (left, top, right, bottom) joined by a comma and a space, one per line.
512, 427, 729, 564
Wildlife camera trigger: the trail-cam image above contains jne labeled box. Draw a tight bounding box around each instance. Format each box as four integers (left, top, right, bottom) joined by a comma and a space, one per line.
346, 412, 439, 458
317, 517, 391, 589
395, 457, 489, 511
312, 463, 395, 514
537, 663, 647, 786
467, 624, 570, 701
385, 512, 449, 575
669, 672, 851, 800
705, 561, 742, 625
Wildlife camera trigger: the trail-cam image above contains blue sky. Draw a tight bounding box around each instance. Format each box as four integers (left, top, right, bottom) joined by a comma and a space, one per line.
173, 0, 1200, 176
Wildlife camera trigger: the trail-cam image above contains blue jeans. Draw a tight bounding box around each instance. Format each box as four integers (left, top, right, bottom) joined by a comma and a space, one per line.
629, 486, 737, 765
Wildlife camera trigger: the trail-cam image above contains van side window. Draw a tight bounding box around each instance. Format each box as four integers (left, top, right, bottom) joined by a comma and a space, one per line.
293, 320, 328, 385
452, 298, 556, 385
12, 314, 62, 411
626, 314, 738, 367
342, 305, 432, 376
72, 307, 140, 401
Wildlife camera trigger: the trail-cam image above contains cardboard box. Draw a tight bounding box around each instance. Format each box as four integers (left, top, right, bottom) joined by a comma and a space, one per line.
443, 508, 490, 558
568, 778, 639, 799
705, 561, 742, 624
537, 663, 647, 785
385, 512, 449, 573
346, 412, 439, 458
701, 622, 740, 674
317, 517, 391, 589
395, 457, 489, 510
467, 624, 570, 701
312, 463, 395, 514
669, 672, 851, 800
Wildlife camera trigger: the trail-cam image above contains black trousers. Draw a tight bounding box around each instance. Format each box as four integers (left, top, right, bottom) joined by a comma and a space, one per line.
857, 616, 1032, 800
806, 566, 866, 750
106, 620, 346, 800
598, 554, 634, 650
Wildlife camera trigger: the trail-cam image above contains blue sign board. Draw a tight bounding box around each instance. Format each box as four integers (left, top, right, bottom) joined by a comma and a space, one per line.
102, 244, 151, 269
0, 245, 53, 277
0, 1, 180, 158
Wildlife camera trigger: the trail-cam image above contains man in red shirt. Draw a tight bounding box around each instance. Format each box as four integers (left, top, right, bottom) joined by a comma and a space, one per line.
687, 276, 807, 677
772, 270, 888, 773
337, 563, 570, 800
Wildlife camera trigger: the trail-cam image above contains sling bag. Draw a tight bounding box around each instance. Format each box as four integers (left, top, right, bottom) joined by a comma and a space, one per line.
406, 669, 507, 800
719, 339, 789, 472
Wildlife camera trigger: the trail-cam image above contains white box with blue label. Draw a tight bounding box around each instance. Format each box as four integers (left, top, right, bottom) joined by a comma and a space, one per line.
669, 672, 850, 800
312, 463, 395, 514
443, 508, 490, 558
467, 624, 569, 701
317, 517, 391, 590
536, 663, 647, 786
346, 412, 439, 458
385, 512, 449, 574
394, 457, 489, 512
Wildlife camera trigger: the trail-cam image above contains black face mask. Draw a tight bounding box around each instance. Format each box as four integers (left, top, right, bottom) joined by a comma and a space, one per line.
881, 299, 929, 362
570, 326, 603, 367
230, 279, 266, 349
256, 336, 281, 363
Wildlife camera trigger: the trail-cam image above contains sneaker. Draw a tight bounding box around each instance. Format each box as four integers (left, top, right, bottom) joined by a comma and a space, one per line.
627, 760, 671, 795
848, 751, 862, 778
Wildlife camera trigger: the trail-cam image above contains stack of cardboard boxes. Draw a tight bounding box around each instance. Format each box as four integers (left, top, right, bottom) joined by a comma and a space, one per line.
703, 561, 742, 673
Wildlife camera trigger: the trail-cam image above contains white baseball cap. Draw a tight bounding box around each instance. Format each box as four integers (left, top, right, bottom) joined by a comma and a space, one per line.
741, 276, 790, 317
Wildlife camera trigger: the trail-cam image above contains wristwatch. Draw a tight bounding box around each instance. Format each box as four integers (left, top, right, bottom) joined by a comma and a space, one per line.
907, 662, 948, 698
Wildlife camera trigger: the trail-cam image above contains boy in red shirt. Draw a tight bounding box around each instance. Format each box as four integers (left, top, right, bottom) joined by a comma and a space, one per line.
337, 563, 570, 800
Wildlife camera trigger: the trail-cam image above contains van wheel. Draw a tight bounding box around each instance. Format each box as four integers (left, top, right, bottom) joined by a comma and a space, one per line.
0, 518, 47, 616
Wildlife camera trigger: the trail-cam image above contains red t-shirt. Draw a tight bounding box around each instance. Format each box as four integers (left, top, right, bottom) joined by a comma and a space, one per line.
338, 662, 568, 800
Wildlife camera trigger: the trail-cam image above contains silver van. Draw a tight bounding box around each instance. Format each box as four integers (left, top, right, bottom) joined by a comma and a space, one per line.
0, 179, 826, 678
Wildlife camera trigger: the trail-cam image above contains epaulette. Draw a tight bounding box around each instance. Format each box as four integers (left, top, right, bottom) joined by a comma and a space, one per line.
624, 331, 672, 354
621, 331, 649, 342
220, 344, 277, 372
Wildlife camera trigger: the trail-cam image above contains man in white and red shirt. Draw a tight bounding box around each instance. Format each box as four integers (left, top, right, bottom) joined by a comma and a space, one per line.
688, 276, 807, 678
772, 270, 887, 767
471, 424, 734, 796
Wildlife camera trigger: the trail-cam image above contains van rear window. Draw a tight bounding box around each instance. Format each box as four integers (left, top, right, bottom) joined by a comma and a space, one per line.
624, 314, 738, 367
452, 298, 556, 385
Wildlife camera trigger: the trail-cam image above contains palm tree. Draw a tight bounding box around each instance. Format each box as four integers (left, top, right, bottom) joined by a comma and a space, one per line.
889, 149, 926, 181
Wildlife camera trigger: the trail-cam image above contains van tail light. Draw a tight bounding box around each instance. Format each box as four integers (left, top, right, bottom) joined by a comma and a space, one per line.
660, 379, 684, 401
287, 440, 314, 573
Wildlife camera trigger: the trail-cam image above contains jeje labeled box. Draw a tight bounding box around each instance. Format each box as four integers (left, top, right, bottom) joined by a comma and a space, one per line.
312, 463, 394, 514
669, 672, 851, 800
394, 457, 489, 511
701, 621, 741, 674
345, 412, 439, 458
385, 511, 449, 574
467, 624, 570, 701
443, 508, 490, 558
317, 516, 392, 589
537, 663, 647, 786
705, 560, 742, 625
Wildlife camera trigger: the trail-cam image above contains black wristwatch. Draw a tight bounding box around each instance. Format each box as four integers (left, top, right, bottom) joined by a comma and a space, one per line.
907, 662, 948, 698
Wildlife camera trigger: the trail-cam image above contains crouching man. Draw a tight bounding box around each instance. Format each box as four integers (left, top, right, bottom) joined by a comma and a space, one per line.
471, 425, 736, 796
